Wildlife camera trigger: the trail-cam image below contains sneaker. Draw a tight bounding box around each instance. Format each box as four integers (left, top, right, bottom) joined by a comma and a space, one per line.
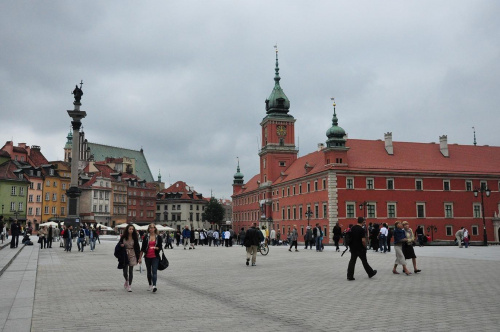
295, 250, 299, 252
127, 285, 132, 292
347, 277, 355, 281
288, 249, 292, 252
189, 248, 192, 250
152, 286, 157, 293
246, 259, 249, 266
148, 285, 152, 291
124, 281, 128, 289
369, 270, 377, 278
251, 263, 256, 266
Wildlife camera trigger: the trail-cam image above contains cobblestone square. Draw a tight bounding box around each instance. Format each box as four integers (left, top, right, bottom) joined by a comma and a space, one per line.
2, 239, 500, 331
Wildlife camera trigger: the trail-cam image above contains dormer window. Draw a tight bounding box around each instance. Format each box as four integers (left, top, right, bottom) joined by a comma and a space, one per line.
49, 169, 54, 176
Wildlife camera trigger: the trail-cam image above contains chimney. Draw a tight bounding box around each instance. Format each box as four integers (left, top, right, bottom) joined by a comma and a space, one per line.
384, 132, 393, 155
440, 135, 449, 157
317, 143, 325, 151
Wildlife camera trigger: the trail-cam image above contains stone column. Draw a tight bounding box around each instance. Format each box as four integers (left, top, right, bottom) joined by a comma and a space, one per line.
66, 101, 87, 218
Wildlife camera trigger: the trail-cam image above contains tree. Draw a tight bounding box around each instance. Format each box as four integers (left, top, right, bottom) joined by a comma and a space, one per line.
202, 197, 225, 229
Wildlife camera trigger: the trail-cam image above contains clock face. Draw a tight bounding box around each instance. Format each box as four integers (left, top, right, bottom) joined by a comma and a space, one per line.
276, 125, 287, 137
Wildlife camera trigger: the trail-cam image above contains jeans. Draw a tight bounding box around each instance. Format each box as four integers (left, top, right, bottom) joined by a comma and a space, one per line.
379, 235, 387, 252
90, 238, 96, 251
65, 238, 72, 251
145, 257, 159, 286
77, 237, 85, 251
315, 237, 322, 251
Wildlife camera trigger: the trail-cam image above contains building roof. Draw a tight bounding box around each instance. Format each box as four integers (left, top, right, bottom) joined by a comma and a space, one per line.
236, 139, 500, 192
29, 147, 49, 167
0, 160, 30, 183
86, 143, 154, 182
159, 181, 205, 200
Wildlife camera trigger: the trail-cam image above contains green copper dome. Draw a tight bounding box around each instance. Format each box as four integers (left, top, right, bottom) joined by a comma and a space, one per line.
64, 130, 73, 149
233, 160, 244, 185
326, 102, 346, 148
265, 50, 290, 115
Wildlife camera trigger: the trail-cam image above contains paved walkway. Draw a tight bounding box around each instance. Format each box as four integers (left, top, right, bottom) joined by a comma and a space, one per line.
1, 238, 500, 331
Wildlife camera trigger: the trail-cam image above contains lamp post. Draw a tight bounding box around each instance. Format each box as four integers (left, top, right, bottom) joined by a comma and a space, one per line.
474, 186, 491, 246
426, 225, 437, 242
304, 208, 313, 226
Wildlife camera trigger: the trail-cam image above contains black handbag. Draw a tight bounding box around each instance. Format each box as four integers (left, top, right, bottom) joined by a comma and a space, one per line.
158, 249, 169, 271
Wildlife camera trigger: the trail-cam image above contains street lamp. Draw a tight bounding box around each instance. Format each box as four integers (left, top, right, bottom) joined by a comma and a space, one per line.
304, 207, 313, 226
426, 225, 437, 242
474, 186, 491, 246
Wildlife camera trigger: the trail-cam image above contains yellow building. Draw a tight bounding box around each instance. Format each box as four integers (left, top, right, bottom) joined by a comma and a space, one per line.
41, 162, 71, 223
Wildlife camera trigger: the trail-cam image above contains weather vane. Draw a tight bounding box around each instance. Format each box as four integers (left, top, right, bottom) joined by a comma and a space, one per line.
274, 43, 278, 53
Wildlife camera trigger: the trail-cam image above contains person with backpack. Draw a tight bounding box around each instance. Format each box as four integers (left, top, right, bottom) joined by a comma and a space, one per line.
77, 226, 86, 252
346, 217, 377, 281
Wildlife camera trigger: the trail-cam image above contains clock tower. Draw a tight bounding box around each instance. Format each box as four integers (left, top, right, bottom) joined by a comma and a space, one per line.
259, 48, 298, 185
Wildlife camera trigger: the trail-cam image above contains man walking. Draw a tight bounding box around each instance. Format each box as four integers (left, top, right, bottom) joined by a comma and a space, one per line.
346, 217, 377, 281
313, 223, 323, 252
182, 225, 191, 250
455, 227, 464, 248
244, 222, 263, 266
332, 222, 342, 252
270, 228, 276, 246
77, 226, 86, 252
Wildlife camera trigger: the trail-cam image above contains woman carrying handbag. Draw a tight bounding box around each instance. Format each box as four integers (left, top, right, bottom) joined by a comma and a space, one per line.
139, 223, 163, 293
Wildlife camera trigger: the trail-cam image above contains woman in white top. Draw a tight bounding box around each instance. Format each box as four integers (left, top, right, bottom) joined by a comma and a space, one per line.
463, 229, 470, 248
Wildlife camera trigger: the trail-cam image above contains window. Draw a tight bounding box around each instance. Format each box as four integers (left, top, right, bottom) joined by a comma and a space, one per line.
35, 208, 40, 216
293, 186, 296, 195
282, 208, 285, 220
446, 226, 453, 236
299, 206, 303, 219
189, 213, 193, 221
28, 195, 33, 202
444, 203, 453, 218
172, 205, 176, 210
287, 207, 290, 219
37, 183, 41, 190
18, 202, 23, 211
471, 225, 478, 236
19, 187, 24, 196
416, 179, 423, 191
315, 205, 319, 218
287, 187, 290, 196
293, 207, 296, 219
367, 204, 376, 218
299, 184, 302, 194
44, 206, 49, 214
417, 203, 425, 218
314, 181, 318, 191
177, 205, 181, 210
52, 193, 57, 201
61, 207, 65, 215
346, 203, 355, 218
307, 182, 310, 192
322, 178, 326, 190
346, 178, 354, 189
45, 193, 50, 201
387, 203, 396, 218
480, 181, 487, 190
53, 181, 57, 187
443, 180, 450, 191
28, 207, 33, 215
301, 226, 304, 236
51, 206, 56, 214
11, 186, 16, 195
49, 169, 54, 176
46, 180, 50, 186
93, 205, 97, 212
366, 178, 374, 190
190, 205, 193, 210
323, 203, 327, 218
465, 180, 472, 191
36, 195, 41, 202
473, 204, 481, 218
62, 183, 66, 190
387, 178, 394, 190
99, 192, 103, 199
279, 161, 286, 167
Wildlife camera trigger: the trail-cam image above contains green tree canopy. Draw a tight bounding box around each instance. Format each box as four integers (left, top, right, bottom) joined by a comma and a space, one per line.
202, 197, 225, 227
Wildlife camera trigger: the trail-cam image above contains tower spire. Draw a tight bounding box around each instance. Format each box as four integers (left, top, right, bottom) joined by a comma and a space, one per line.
265, 45, 290, 115
472, 126, 477, 146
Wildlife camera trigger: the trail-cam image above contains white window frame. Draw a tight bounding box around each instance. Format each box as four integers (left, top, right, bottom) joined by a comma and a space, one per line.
366, 178, 374, 190
443, 180, 450, 191
416, 203, 425, 218
387, 178, 394, 190
387, 202, 397, 218
415, 179, 423, 191
444, 203, 453, 218
346, 177, 354, 189
471, 225, 478, 236
446, 225, 453, 236
465, 180, 472, 192
346, 202, 355, 218
473, 203, 481, 218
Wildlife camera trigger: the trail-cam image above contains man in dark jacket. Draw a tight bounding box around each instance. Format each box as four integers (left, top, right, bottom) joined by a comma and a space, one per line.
10, 219, 21, 248
244, 223, 263, 266
347, 217, 377, 281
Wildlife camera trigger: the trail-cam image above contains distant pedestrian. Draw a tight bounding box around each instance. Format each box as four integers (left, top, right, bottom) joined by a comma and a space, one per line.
224, 230, 230, 247
304, 226, 313, 249
118, 224, 140, 292
332, 223, 342, 252
371, 224, 380, 252
190, 227, 196, 249
415, 226, 424, 247
89, 227, 97, 251
379, 223, 388, 253
139, 223, 163, 293
392, 221, 411, 275
175, 230, 181, 246
164, 231, 173, 249
213, 230, 219, 246
244, 222, 264, 266
463, 229, 469, 248
38, 226, 47, 249
229, 228, 235, 246
10, 219, 20, 248
64, 225, 73, 252
182, 225, 192, 250
270, 228, 276, 246
289, 225, 299, 252
207, 229, 214, 246
77, 226, 86, 252
239, 228, 245, 246
346, 217, 377, 281
47, 226, 53, 248
402, 221, 421, 273
313, 223, 323, 252
455, 227, 464, 248
194, 229, 200, 245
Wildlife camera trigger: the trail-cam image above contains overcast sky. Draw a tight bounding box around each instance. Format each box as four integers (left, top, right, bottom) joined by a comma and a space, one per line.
1, 1, 499, 199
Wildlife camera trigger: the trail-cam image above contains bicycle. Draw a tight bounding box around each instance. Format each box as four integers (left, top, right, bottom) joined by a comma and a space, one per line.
257, 242, 269, 256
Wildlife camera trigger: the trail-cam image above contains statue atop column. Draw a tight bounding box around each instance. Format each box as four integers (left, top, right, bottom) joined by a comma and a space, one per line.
72, 80, 84, 103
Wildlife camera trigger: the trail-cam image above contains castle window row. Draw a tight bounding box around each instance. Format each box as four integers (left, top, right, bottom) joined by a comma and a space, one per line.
345, 177, 497, 191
